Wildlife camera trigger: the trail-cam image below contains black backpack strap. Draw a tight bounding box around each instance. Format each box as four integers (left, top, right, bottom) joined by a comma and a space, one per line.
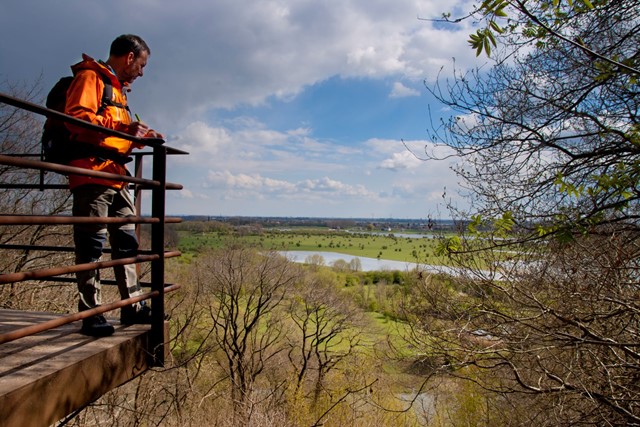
97, 76, 129, 115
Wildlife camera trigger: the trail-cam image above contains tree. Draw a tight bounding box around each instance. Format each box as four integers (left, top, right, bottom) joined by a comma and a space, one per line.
349, 257, 362, 272
287, 272, 363, 403
469, 0, 639, 76
196, 246, 299, 422
406, 233, 640, 425
304, 253, 326, 268
404, 1, 640, 424
429, 0, 640, 236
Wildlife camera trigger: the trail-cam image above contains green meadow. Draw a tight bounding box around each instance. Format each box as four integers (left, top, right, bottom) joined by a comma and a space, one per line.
178, 229, 450, 265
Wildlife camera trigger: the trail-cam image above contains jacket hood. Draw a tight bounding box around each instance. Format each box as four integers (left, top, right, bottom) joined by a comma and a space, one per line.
70, 54, 127, 90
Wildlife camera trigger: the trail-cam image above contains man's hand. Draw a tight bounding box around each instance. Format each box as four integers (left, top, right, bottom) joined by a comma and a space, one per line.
144, 129, 165, 139
127, 121, 150, 138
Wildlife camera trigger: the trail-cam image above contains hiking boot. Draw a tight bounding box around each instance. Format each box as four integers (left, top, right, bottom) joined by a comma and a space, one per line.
81, 315, 115, 337
120, 302, 153, 325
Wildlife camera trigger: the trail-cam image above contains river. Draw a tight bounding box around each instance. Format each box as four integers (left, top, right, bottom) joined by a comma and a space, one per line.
279, 250, 462, 275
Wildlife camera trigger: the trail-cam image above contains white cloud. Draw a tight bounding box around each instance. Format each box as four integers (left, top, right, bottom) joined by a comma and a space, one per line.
299, 177, 373, 197
206, 171, 375, 199
379, 151, 424, 171
367, 138, 459, 162
390, 81, 420, 98
176, 188, 194, 199
207, 171, 295, 192
2, 0, 480, 129
174, 121, 231, 155
366, 138, 408, 155
171, 119, 357, 175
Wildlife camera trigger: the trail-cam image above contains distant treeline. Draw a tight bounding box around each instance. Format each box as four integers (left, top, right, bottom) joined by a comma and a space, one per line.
173, 215, 459, 233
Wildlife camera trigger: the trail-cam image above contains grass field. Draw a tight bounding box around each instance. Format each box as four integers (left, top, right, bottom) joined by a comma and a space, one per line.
178, 230, 450, 265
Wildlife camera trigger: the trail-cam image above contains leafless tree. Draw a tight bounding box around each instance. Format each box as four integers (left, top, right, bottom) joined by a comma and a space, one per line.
195, 246, 300, 422
287, 272, 364, 404
405, 230, 640, 425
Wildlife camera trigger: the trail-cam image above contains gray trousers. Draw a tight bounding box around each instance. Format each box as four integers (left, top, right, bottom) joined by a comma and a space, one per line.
72, 185, 142, 312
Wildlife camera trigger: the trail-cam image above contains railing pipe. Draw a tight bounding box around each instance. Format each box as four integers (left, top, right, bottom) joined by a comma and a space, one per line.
0, 182, 182, 190
0, 254, 162, 285
0, 154, 173, 188
0, 252, 180, 286
0, 215, 182, 225
0, 92, 167, 149
23, 277, 168, 288
0, 245, 180, 257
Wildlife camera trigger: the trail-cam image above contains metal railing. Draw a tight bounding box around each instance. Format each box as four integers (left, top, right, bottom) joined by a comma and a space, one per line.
0, 91, 187, 366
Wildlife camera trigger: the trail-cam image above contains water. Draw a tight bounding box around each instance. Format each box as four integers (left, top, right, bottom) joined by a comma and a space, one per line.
279, 250, 460, 275
279, 251, 505, 280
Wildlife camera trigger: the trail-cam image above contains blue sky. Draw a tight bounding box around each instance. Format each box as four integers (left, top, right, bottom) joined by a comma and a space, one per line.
1, 0, 483, 219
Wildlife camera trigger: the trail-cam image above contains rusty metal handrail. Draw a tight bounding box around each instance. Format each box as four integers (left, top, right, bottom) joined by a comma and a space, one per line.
1, 254, 155, 285
0, 284, 181, 345
0, 215, 182, 225
0, 244, 168, 256
0, 91, 181, 153
0, 251, 181, 285
0, 154, 183, 190
23, 277, 164, 288
0, 183, 181, 190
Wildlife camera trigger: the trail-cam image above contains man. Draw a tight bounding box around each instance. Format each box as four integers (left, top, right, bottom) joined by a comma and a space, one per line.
65, 34, 162, 337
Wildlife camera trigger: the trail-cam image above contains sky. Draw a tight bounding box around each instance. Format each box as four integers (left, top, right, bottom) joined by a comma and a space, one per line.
0, 0, 483, 219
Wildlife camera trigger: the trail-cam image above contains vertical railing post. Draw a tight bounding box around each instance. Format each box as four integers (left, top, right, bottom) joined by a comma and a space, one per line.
134, 153, 144, 236
150, 144, 167, 366
134, 153, 144, 279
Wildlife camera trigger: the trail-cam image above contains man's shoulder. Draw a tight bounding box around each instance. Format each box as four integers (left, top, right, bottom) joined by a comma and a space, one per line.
72, 56, 114, 82
73, 64, 108, 80
71, 67, 120, 96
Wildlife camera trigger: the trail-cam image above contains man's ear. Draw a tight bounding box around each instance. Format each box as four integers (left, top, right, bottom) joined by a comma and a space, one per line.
126, 51, 135, 65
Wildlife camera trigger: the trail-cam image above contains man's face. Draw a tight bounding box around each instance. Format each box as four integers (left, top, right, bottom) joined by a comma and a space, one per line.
121, 50, 149, 84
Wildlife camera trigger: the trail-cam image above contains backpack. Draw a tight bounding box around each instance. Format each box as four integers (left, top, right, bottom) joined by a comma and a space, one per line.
41, 74, 127, 164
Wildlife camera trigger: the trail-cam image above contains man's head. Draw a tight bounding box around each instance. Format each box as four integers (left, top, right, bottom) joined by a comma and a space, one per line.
107, 34, 151, 84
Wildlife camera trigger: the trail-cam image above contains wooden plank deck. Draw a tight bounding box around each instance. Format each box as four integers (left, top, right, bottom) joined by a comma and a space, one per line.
0, 309, 154, 427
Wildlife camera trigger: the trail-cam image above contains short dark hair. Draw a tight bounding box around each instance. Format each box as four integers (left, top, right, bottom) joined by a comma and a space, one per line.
110, 34, 150, 58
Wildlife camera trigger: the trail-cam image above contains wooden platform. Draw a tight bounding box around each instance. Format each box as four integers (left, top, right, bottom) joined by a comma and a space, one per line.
0, 309, 154, 427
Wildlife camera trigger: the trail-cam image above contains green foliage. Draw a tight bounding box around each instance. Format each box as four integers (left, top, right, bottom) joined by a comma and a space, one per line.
540, 163, 640, 241
466, 214, 483, 235
436, 235, 462, 256
493, 211, 515, 237
469, 27, 498, 57
471, 0, 599, 57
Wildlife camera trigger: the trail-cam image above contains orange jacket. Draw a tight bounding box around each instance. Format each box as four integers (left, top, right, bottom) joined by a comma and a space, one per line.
65, 54, 142, 190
